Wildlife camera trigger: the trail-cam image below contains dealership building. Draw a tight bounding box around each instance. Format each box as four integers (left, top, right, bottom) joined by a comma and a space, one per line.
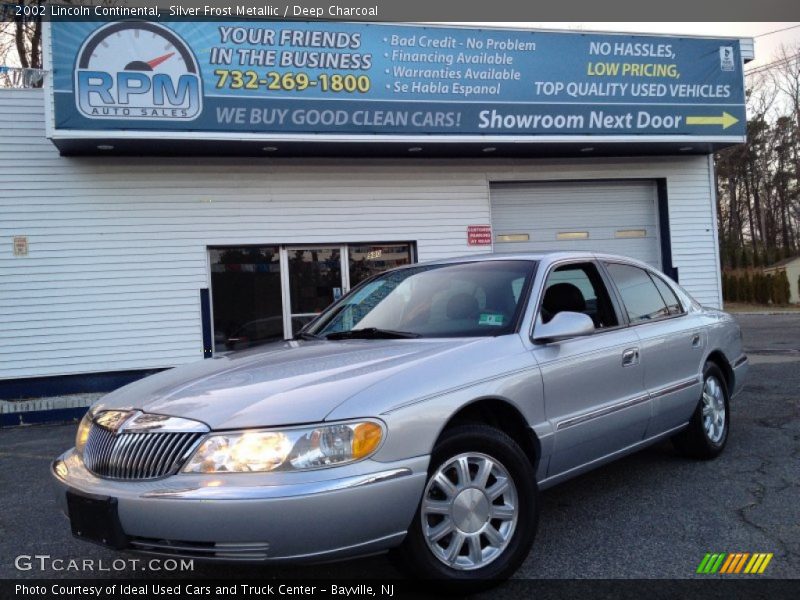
0, 21, 752, 398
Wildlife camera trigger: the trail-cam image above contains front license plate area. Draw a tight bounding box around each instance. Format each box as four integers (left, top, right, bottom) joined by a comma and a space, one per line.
67, 490, 128, 549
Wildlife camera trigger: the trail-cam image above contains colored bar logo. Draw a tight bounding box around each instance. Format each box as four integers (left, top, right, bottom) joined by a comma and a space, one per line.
697, 553, 773, 574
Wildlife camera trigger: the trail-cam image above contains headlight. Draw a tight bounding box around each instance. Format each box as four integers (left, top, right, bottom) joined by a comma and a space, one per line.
182, 420, 384, 473
75, 412, 93, 455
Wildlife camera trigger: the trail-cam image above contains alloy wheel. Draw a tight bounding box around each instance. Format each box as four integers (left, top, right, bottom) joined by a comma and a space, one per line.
701, 375, 726, 443
421, 452, 518, 571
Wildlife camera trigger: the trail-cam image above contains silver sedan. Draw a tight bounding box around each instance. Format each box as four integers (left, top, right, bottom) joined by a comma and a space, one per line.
52, 252, 747, 584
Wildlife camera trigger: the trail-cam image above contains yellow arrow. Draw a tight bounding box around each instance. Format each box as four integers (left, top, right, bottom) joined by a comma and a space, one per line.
686, 112, 739, 130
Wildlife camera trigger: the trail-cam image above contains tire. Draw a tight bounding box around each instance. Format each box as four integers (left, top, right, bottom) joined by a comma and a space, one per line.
394, 424, 538, 589
672, 362, 730, 459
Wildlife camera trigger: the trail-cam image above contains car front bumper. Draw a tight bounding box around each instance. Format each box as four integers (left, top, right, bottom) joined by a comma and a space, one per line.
52, 449, 428, 563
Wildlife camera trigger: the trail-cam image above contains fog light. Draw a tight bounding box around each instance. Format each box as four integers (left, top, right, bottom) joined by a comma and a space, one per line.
54, 460, 68, 479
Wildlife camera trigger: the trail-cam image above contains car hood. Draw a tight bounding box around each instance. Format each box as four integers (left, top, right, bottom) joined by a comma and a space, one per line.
93, 338, 492, 430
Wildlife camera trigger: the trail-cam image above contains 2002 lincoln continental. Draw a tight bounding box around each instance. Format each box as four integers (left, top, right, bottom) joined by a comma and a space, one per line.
52, 252, 748, 584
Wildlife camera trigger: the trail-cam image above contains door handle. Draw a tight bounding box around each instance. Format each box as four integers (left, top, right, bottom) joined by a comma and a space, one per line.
691, 333, 701, 348
622, 347, 640, 367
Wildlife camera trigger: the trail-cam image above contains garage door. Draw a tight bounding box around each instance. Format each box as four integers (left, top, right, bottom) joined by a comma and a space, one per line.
491, 180, 661, 268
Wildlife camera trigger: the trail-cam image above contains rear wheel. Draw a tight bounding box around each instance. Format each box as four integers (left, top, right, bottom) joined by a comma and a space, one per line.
395, 424, 538, 588
672, 362, 730, 459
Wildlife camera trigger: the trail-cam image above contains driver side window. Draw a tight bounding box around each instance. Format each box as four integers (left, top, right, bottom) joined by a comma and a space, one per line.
540, 262, 619, 329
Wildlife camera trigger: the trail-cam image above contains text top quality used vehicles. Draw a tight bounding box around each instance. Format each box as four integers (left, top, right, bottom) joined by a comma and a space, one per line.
52, 252, 748, 584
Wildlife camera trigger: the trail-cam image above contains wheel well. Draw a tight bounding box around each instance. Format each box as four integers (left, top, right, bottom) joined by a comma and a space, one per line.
440, 399, 540, 470
706, 350, 734, 392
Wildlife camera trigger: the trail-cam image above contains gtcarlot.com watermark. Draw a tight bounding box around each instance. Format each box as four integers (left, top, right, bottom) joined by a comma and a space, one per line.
14, 554, 194, 573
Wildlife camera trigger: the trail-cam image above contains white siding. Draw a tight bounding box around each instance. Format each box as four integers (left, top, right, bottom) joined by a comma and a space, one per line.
0, 89, 721, 382
739, 38, 755, 62
1, 89, 491, 381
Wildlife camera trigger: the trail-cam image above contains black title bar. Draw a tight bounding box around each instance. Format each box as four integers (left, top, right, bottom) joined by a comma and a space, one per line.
2, 0, 800, 22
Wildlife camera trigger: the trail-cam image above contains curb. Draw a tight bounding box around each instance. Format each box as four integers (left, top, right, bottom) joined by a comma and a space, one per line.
0, 393, 100, 428
0, 406, 88, 428
730, 311, 800, 315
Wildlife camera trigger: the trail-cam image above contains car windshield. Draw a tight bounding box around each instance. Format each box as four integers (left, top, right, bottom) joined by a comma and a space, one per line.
307, 260, 536, 339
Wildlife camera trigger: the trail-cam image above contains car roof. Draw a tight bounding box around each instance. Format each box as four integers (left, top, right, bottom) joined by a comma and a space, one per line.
413, 251, 656, 270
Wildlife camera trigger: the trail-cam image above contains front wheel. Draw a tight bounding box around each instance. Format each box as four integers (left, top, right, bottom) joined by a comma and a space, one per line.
672, 362, 730, 459
395, 424, 538, 587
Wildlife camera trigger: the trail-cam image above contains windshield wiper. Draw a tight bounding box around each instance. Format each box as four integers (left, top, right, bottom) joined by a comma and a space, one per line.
294, 332, 322, 340
325, 327, 421, 340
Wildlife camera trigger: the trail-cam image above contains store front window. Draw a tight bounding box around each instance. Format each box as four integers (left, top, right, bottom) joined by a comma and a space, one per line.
287, 247, 343, 335
348, 243, 414, 286
209, 247, 283, 352
209, 242, 414, 351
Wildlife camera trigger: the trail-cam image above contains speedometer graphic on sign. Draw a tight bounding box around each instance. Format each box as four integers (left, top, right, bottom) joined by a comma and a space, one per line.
75, 22, 202, 121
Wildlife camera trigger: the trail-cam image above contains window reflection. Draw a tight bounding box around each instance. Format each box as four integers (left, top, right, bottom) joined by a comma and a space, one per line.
210, 247, 282, 351
287, 247, 342, 315
311, 261, 533, 338
209, 242, 417, 351
348, 243, 413, 286
606, 263, 671, 323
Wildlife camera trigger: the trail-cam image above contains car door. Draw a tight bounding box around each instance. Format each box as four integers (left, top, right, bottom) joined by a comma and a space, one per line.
532, 260, 650, 478
603, 262, 705, 436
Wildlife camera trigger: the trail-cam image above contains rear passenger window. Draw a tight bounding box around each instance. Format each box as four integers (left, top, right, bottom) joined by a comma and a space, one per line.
606, 263, 669, 323
650, 274, 684, 315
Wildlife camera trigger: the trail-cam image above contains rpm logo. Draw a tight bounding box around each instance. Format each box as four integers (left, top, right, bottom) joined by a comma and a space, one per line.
75, 22, 202, 120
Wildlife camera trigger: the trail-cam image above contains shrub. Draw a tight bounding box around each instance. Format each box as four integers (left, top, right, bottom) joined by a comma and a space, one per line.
752, 273, 764, 304
742, 272, 752, 303
773, 270, 791, 305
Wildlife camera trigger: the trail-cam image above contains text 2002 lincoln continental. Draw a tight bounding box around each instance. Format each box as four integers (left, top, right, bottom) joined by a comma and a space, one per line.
52, 252, 747, 583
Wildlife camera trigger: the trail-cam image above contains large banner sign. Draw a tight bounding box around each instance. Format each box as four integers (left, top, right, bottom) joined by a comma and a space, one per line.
50, 21, 747, 139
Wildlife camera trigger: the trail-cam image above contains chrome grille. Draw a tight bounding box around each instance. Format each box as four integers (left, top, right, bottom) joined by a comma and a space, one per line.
83, 423, 203, 480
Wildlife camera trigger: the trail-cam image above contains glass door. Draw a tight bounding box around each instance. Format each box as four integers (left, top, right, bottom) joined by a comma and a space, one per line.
283, 246, 346, 337
209, 246, 283, 352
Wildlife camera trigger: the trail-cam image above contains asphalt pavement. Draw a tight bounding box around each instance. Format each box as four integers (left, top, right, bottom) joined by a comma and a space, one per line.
1, 314, 798, 584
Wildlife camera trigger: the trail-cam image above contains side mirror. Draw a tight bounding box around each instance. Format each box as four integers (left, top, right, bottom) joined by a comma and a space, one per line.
533, 311, 595, 343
